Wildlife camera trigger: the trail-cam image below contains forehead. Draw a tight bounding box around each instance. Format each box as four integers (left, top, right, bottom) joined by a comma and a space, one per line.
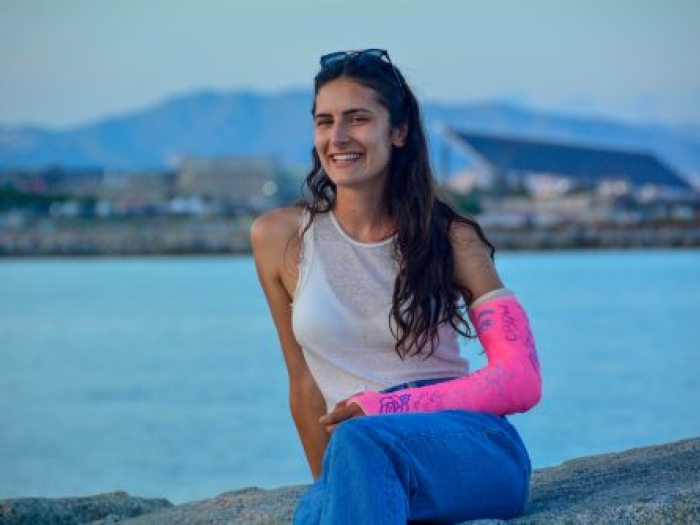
314, 78, 385, 115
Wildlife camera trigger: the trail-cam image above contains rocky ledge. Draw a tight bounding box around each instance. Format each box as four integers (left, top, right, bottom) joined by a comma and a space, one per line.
1, 437, 698, 524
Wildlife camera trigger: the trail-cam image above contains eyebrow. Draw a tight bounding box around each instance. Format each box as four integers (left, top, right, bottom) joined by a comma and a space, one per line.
313, 108, 374, 120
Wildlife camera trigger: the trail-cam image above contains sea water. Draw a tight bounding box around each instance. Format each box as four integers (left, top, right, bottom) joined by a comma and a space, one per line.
1, 250, 699, 503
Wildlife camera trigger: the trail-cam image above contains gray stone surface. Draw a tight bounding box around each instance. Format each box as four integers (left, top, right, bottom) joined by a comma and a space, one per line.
0, 491, 171, 525
2, 437, 698, 524
97, 486, 307, 525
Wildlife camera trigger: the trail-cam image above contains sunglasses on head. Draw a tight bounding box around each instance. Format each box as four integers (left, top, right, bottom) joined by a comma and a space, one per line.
319, 49, 406, 99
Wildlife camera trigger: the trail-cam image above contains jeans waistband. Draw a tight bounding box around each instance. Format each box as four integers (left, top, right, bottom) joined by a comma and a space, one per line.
382, 377, 457, 394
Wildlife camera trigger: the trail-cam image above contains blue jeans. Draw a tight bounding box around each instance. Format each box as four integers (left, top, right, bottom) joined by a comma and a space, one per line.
294, 409, 531, 524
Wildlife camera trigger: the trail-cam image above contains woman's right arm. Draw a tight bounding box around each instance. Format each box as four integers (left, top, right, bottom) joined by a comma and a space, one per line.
250, 208, 329, 479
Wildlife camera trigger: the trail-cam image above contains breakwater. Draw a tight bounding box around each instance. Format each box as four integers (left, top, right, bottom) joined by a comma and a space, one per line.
2, 217, 699, 256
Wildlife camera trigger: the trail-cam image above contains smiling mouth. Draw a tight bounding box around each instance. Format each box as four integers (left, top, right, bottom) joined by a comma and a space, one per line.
330, 153, 361, 163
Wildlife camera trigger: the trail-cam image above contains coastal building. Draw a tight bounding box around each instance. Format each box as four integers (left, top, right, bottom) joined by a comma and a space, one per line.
437, 127, 696, 226
176, 156, 295, 214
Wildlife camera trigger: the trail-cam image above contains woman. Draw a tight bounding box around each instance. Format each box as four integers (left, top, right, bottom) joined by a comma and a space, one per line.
251, 49, 542, 524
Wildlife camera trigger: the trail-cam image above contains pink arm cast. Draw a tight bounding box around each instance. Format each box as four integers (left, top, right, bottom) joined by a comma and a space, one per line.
347, 293, 542, 416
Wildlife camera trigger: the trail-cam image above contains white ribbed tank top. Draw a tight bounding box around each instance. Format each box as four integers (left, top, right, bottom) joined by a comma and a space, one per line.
292, 211, 469, 411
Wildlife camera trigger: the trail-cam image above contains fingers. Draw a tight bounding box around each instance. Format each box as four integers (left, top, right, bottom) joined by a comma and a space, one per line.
319, 402, 365, 434
318, 404, 352, 427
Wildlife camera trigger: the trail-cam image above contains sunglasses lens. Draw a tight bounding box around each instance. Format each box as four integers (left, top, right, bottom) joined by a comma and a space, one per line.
319, 51, 348, 68
356, 50, 385, 66
360, 49, 384, 59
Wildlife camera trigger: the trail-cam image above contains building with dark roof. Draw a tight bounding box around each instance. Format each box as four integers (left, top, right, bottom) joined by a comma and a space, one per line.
441, 127, 692, 199
437, 127, 699, 227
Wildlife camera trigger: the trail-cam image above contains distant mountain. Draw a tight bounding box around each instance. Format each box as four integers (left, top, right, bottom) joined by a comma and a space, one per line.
1, 89, 699, 182
0, 89, 314, 170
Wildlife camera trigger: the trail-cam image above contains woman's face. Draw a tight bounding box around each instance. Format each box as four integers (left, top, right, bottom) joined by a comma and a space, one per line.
313, 78, 405, 190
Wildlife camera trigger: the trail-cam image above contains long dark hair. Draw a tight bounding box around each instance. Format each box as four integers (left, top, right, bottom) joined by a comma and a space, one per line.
302, 52, 495, 358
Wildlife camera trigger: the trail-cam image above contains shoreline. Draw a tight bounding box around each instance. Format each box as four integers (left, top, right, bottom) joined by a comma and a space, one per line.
2, 218, 699, 257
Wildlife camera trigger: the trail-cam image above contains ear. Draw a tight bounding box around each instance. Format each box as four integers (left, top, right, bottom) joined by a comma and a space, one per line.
391, 124, 408, 147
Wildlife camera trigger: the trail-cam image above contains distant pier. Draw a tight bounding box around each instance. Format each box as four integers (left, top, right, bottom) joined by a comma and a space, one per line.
1, 217, 699, 257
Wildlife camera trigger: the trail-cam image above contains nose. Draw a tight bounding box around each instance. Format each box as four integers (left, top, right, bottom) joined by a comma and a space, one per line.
330, 121, 349, 145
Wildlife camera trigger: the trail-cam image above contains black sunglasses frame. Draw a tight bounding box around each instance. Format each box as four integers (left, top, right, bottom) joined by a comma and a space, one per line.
319, 49, 406, 100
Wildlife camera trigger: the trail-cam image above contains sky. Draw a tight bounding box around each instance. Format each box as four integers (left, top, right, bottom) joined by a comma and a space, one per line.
1, 0, 699, 129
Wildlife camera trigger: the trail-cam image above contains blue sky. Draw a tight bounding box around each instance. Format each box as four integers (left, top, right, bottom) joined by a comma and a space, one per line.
1, 0, 699, 129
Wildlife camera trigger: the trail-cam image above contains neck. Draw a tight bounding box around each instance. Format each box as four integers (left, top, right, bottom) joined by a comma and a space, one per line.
332, 187, 394, 243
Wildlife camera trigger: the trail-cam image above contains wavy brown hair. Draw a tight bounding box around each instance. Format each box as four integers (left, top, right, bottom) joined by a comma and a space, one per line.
302, 52, 495, 358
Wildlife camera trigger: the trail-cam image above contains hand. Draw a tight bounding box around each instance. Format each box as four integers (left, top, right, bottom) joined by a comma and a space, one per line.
319, 400, 366, 434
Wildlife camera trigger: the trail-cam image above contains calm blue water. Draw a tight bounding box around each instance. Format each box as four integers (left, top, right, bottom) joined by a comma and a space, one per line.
1, 251, 699, 504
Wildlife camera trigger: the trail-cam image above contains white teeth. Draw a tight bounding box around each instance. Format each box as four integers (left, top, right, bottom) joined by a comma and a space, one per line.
332, 153, 360, 161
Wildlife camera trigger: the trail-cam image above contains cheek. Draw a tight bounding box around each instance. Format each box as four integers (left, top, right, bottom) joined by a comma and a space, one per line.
370, 130, 394, 162
314, 135, 327, 162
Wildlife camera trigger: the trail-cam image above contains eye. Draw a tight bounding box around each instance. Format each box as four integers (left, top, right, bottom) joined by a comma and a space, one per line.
349, 115, 369, 125
315, 117, 332, 128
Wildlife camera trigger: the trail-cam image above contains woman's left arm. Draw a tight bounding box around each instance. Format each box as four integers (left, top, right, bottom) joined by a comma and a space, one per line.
329, 221, 542, 420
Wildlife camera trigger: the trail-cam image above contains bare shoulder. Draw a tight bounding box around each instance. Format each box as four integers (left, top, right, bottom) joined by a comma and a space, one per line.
250, 206, 303, 295
448, 218, 504, 303
250, 206, 303, 248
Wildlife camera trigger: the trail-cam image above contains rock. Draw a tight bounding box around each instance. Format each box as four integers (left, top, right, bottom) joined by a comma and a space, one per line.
102, 486, 308, 525
0, 491, 172, 525
1, 437, 698, 524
